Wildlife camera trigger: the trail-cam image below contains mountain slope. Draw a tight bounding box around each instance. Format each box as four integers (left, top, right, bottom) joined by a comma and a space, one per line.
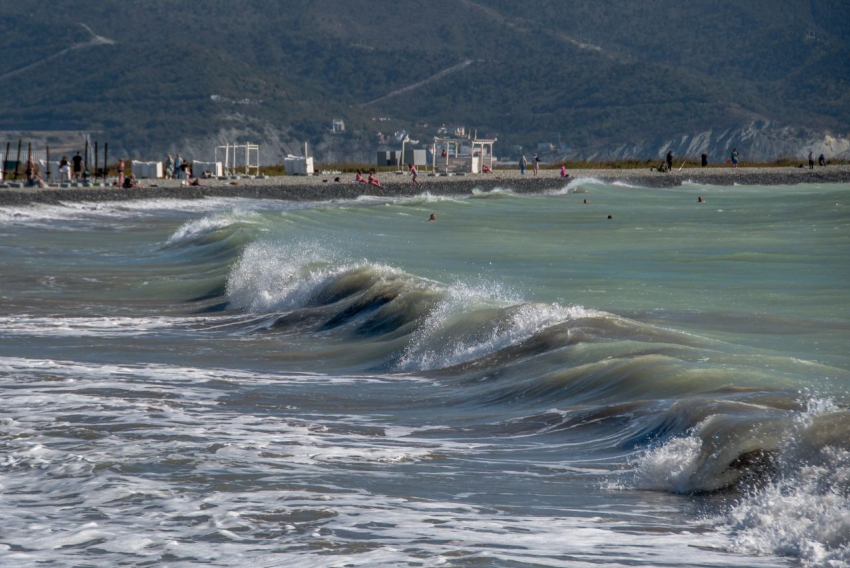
0, 0, 847, 162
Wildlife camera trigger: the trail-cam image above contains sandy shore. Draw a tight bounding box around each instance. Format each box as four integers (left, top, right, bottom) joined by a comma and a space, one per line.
1, 166, 849, 206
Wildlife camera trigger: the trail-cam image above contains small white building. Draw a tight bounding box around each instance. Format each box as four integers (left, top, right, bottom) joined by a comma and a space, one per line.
332, 119, 345, 133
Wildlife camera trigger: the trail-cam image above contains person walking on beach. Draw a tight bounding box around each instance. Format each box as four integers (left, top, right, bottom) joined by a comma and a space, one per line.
72, 151, 83, 179
533, 154, 540, 176
808, 151, 815, 170
666, 151, 674, 172
408, 163, 420, 187
730, 148, 739, 167
520, 155, 527, 175
118, 159, 125, 188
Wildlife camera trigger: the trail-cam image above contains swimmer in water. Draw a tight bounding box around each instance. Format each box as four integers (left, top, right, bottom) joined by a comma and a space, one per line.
428, 213, 436, 222
698, 196, 705, 203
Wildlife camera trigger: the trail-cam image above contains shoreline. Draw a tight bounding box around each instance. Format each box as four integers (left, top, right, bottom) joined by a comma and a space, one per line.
1, 166, 849, 206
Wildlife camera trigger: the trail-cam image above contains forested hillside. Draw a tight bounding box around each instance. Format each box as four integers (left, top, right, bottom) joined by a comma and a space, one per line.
0, 0, 847, 161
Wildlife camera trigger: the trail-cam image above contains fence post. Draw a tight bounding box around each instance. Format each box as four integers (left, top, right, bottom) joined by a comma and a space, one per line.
2, 141, 9, 181
13, 139, 22, 180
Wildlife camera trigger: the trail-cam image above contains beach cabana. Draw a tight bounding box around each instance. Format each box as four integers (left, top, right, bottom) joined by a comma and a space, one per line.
432, 135, 496, 174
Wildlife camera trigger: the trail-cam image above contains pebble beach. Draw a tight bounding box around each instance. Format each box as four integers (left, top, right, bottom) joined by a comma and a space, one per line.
1, 165, 849, 206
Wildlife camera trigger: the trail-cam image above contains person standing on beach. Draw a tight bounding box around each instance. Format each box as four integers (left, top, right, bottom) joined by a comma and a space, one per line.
520, 155, 527, 175
731, 148, 739, 167
666, 151, 674, 171
701, 153, 708, 167
818, 153, 826, 167
72, 151, 83, 179
408, 163, 420, 187
59, 156, 70, 180
808, 151, 815, 170
533, 154, 540, 176
174, 153, 183, 179
118, 159, 125, 188
165, 154, 174, 180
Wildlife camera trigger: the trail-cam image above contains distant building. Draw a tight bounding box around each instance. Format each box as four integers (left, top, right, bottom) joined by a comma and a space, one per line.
437, 125, 467, 138
332, 119, 345, 133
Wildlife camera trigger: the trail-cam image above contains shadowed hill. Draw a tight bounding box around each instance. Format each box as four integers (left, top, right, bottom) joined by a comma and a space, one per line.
0, 0, 847, 161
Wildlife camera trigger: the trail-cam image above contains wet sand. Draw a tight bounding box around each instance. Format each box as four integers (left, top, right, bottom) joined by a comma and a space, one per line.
1, 166, 848, 206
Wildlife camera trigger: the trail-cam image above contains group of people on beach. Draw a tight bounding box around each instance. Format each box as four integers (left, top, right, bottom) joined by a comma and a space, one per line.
354, 169, 386, 189
164, 154, 193, 180
519, 154, 542, 176
352, 164, 424, 189
808, 151, 827, 169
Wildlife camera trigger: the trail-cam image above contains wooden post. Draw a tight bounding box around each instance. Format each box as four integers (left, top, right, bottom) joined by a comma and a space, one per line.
94, 141, 98, 181
2, 141, 9, 181
104, 143, 109, 182
13, 139, 22, 180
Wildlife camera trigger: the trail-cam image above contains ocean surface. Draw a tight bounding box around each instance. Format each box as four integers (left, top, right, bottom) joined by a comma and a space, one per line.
1, 179, 848, 567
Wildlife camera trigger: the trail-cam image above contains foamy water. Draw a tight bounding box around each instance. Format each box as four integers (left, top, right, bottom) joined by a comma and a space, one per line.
1, 181, 848, 566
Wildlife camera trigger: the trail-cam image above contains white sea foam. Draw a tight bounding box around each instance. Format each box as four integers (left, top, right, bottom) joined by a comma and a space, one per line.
544, 176, 608, 196
0, 354, 773, 567
0, 315, 210, 338
226, 241, 357, 313
0, 197, 294, 227
165, 210, 261, 245
620, 397, 850, 565
399, 280, 599, 371
470, 186, 516, 197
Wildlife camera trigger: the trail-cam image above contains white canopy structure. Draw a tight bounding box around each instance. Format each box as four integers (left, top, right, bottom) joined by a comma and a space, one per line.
215, 143, 260, 176
432, 135, 496, 174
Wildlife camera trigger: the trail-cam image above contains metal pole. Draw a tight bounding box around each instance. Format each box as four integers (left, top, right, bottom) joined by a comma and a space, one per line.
84, 139, 89, 177
13, 139, 22, 180
2, 141, 9, 181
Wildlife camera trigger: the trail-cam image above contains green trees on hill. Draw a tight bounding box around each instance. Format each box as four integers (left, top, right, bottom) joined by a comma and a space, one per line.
0, 0, 846, 158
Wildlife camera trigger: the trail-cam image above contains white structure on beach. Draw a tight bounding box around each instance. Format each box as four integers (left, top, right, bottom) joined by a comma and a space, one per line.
215, 143, 260, 176
284, 143, 314, 176
432, 134, 497, 174
132, 161, 163, 179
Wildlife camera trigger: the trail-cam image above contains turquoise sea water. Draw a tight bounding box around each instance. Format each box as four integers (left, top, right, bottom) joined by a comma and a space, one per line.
1, 179, 848, 566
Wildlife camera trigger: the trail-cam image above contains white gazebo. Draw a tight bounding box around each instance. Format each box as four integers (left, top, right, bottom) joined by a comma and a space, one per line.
215, 142, 260, 176
432, 134, 496, 174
